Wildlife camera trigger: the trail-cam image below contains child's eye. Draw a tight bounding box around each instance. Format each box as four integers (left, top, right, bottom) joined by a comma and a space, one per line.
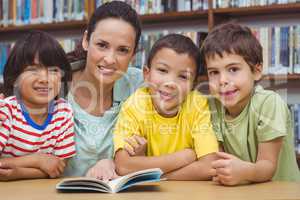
157, 68, 168, 73
229, 67, 239, 73
178, 74, 188, 80
208, 71, 218, 76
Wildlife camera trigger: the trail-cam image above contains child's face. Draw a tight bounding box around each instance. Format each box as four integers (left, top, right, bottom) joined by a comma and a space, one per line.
17, 58, 62, 110
82, 18, 136, 86
206, 53, 262, 116
144, 48, 197, 117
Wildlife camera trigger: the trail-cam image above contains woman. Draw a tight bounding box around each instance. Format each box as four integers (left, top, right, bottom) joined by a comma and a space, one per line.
63, 1, 143, 180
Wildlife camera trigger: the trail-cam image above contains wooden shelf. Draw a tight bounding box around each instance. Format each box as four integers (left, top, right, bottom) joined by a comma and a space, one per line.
0, 20, 88, 34
0, 11, 208, 35
140, 10, 208, 24
213, 3, 300, 17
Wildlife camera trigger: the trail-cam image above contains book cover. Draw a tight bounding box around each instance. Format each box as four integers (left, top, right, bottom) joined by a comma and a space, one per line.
56, 168, 163, 193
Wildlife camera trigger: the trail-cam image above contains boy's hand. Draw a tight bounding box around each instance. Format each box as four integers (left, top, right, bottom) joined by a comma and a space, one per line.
0, 162, 18, 181
212, 152, 248, 186
37, 154, 66, 178
86, 159, 119, 182
124, 135, 147, 156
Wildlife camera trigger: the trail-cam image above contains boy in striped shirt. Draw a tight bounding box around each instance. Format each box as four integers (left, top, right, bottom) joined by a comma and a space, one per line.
0, 31, 75, 181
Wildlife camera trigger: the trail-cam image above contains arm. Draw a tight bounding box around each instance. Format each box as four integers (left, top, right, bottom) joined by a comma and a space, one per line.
0, 154, 67, 178
115, 148, 196, 176
0, 162, 48, 181
163, 152, 218, 180
212, 137, 283, 185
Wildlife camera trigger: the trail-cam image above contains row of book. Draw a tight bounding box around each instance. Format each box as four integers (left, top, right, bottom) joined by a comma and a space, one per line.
130, 25, 300, 75
95, 0, 209, 14
252, 26, 300, 75
0, 0, 88, 27
290, 104, 300, 154
1, 25, 300, 76
214, 0, 300, 8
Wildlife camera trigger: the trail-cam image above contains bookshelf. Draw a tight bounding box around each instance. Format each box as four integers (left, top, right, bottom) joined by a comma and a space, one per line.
0, 0, 299, 165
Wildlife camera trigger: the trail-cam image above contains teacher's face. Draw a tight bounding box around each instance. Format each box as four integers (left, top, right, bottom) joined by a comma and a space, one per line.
82, 18, 136, 85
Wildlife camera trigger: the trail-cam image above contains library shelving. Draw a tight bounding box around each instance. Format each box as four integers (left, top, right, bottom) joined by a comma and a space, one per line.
0, 0, 300, 165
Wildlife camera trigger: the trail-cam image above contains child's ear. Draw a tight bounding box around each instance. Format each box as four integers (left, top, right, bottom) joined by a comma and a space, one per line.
82, 30, 89, 51
143, 66, 150, 82
253, 64, 263, 81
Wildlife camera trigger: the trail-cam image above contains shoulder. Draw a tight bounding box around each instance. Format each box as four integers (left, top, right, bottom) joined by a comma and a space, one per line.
114, 67, 144, 102
184, 90, 210, 111
122, 87, 150, 110
53, 98, 73, 118
251, 85, 286, 109
121, 67, 143, 87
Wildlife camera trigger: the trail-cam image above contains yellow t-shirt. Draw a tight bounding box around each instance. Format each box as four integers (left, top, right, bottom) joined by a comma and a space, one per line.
113, 87, 218, 158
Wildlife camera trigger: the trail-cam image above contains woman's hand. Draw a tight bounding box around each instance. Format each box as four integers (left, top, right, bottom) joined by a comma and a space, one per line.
124, 135, 147, 156
86, 159, 119, 182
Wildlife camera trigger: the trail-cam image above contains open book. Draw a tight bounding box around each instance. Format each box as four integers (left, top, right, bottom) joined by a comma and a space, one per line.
56, 168, 163, 193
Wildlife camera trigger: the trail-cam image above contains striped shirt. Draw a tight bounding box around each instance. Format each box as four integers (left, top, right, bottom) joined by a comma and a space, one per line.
0, 96, 76, 159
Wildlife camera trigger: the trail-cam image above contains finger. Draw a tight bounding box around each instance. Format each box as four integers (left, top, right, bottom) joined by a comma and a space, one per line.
0, 168, 11, 176
212, 176, 219, 183
124, 144, 135, 156
217, 174, 231, 185
0, 162, 15, 169
133, 135, 147, 145
209, 168, 217, 177
212, 159, 229, 169
125, 137, 139, 149
216, 152, 234, 159
112, 171, 120, 179
216, 167, 230, 176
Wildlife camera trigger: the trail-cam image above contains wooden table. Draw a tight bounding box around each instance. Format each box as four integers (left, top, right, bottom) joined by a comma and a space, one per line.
1, 179, 300, 200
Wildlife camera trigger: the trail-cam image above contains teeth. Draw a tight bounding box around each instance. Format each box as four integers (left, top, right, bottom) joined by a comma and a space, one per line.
98, 66, 115, 73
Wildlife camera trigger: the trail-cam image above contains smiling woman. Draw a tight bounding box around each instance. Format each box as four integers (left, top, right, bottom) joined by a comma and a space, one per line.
62, 1, 143, 179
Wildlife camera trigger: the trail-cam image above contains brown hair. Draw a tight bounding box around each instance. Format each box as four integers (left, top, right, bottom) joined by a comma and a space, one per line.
67, 1, 141, 70
147, 33, 202, 75
200, 22, 263, 72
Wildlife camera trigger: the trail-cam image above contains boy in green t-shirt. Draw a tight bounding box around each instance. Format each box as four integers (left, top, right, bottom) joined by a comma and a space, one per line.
200, 23, 300, 185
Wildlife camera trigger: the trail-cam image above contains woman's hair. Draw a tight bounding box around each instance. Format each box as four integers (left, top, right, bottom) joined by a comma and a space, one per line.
67, 1, 141, 69
147, 34, 202, 76
3, 30, 72, 97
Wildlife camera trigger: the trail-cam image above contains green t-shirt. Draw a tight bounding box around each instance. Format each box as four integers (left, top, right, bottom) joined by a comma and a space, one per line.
209, 85, 300, 181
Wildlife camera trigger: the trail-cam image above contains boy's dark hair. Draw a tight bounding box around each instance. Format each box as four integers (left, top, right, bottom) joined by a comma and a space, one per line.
200, 23, 263, 72
67, 1, 141, 68
147, 33, 202, 76
3, 30, 72, 97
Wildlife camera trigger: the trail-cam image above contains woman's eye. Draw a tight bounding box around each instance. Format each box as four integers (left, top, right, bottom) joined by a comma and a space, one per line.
118, 47, 129, 54
97, 42, 107, 49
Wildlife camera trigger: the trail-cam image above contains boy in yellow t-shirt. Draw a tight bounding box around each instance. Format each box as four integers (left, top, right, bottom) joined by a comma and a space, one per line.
114, 34, 218, 180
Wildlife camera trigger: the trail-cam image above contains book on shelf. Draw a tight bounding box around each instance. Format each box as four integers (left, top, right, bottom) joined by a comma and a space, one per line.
56, 168, 163, 193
